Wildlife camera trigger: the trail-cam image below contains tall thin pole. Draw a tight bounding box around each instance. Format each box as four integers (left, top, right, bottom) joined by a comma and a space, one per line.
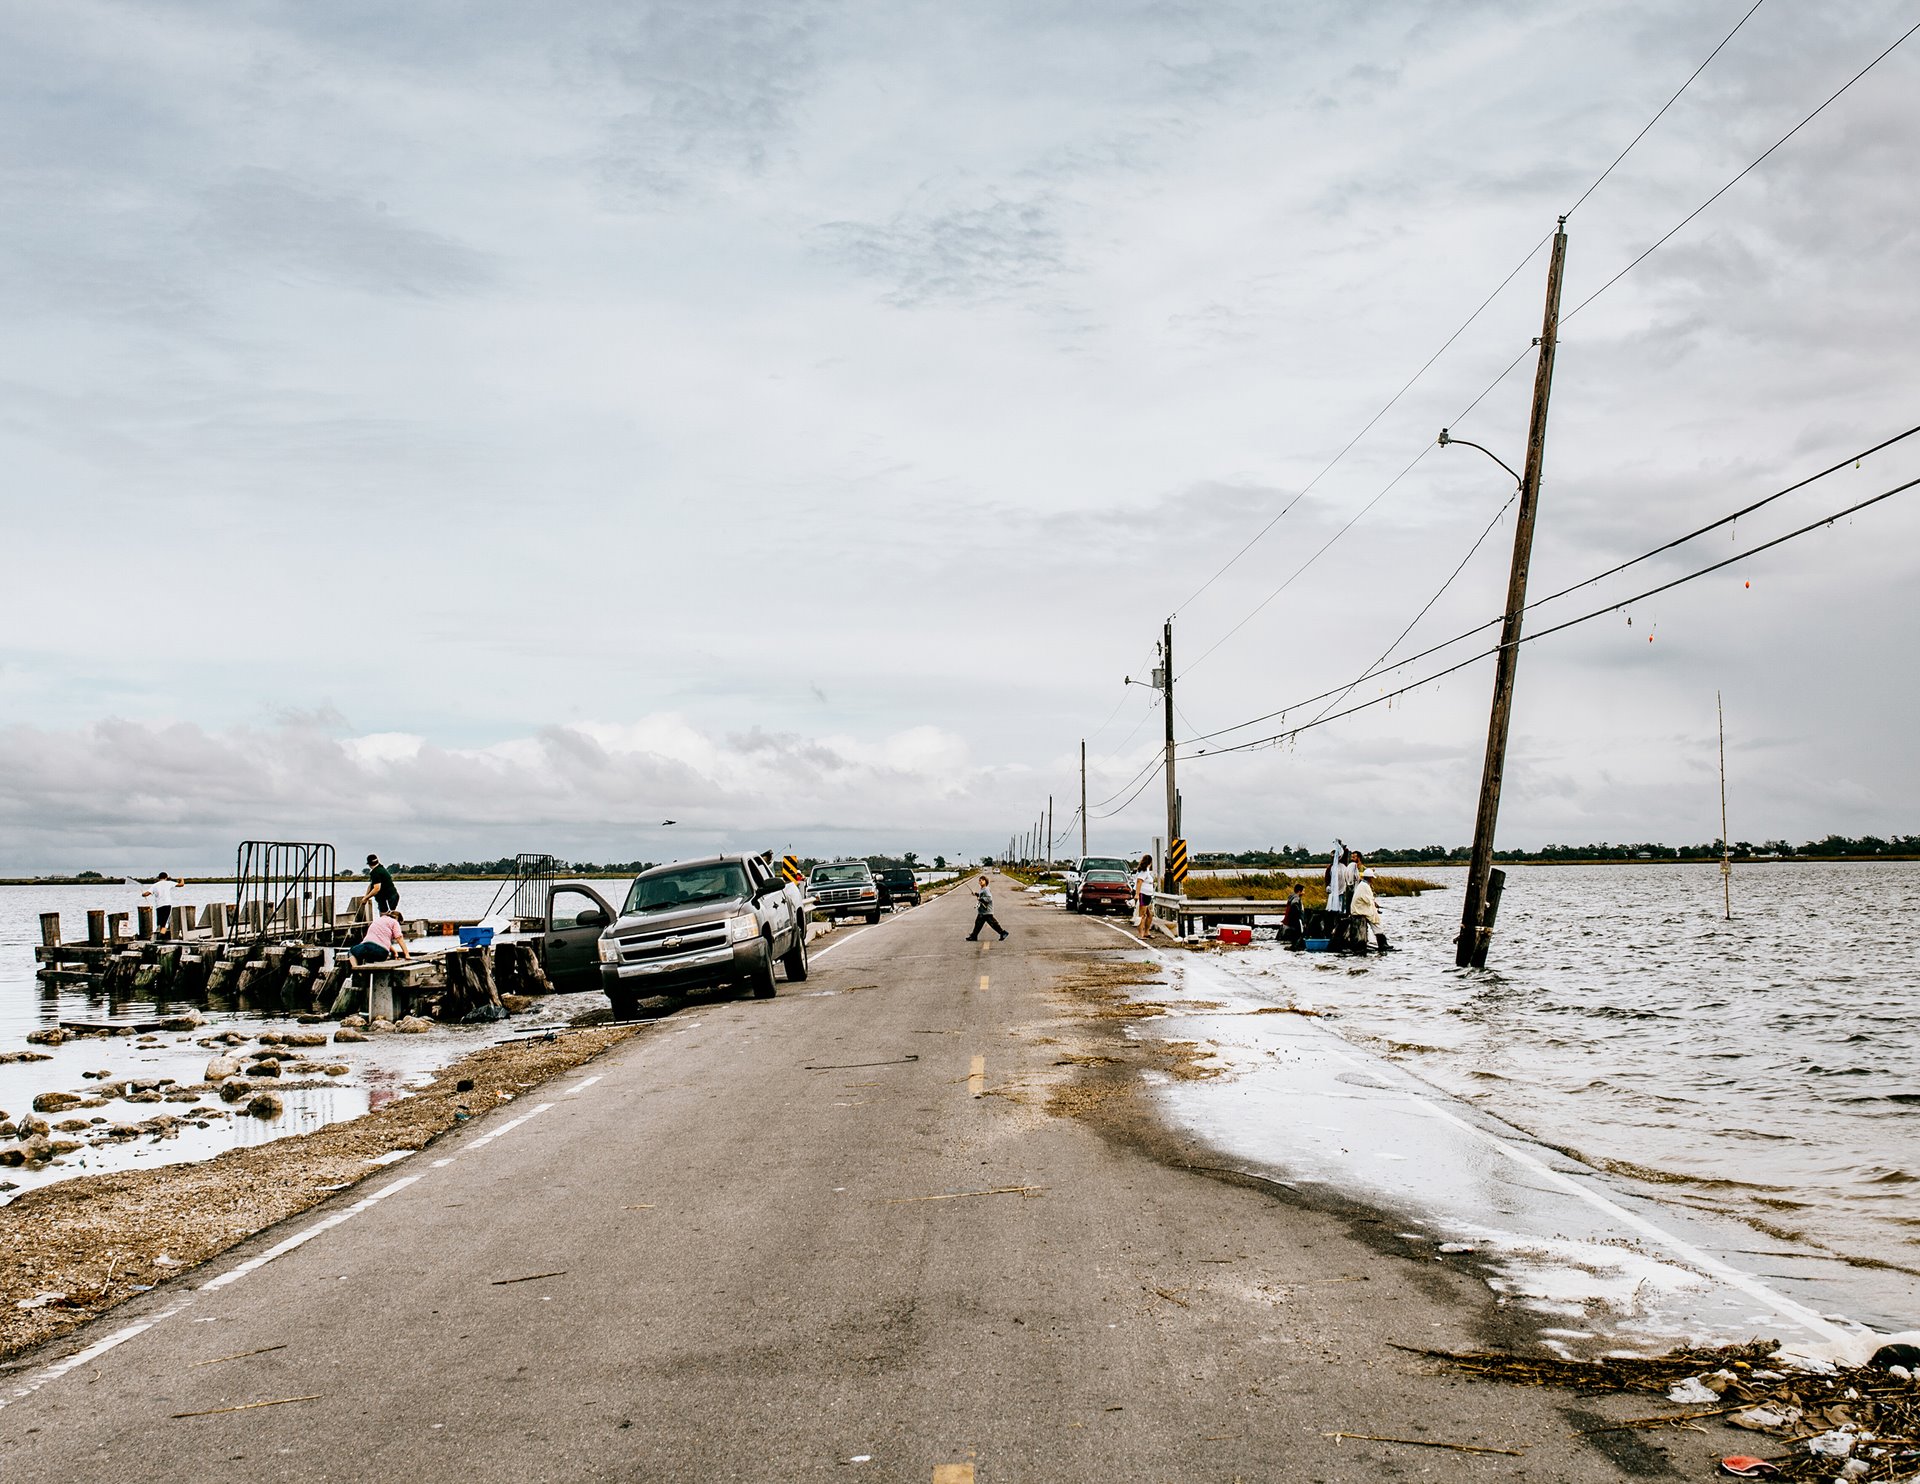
1080, 739, 1088, 858
1457, 218, 1570, 970
1046, 795, 1053, 869
1162, 619, 1178, 889
1719, 691, 1732, 921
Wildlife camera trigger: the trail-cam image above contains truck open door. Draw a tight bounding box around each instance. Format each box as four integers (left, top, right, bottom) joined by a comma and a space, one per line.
544, 882, 617, 992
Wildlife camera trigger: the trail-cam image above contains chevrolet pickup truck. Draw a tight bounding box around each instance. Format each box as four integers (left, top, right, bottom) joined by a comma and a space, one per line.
594, 853, 808, 1018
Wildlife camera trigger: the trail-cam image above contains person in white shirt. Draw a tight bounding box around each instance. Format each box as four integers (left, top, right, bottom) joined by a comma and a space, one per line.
1132, 854, 1156, 937
141, 872, 179, 937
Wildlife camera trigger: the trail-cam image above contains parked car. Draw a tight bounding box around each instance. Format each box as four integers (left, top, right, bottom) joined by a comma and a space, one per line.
1065, 856, 1135, 912
595, 854, 807, 1018
1076, 869, 1134, 915
809, 860, 881, 923
873, 867, 921, 910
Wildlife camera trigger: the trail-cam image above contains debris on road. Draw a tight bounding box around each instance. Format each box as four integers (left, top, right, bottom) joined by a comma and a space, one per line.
1325, 1430, 1523, 1456
170, 1393, 322, 1419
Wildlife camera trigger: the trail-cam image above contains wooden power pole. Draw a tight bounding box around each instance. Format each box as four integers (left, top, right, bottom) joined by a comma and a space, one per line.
1080, 739, 1088, 858
1456, 218, 1570, 970
1046, 795, 1053, 869
1161, 620, 1178, 889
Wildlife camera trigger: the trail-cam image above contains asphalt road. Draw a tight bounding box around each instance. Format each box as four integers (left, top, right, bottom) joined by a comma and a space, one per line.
1, 875, 1686, 1482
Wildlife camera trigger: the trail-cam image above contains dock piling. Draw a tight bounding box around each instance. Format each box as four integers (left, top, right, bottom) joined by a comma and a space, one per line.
87, 910, 106, 946
39, 911, 61, 949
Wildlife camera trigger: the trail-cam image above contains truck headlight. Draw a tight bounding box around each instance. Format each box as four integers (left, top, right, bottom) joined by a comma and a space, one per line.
598, 937, 623, 964
726, 913, 760, 943
860, 888, 876, 899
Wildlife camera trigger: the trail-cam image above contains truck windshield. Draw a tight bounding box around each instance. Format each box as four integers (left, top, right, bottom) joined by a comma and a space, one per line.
811, 865, 869, 884
622, 863, 752, 914
1081, 858, 1131, 873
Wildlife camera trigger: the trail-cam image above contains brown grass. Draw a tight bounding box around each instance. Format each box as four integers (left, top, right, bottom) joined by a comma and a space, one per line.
0, 1026, 637, 1362
1182, 870, 1441, 901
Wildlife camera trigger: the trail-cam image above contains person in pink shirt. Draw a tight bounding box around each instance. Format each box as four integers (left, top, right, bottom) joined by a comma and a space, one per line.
349, 908, 409, 964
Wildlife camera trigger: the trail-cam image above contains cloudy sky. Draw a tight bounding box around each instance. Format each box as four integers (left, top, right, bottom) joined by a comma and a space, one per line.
3, 0, 1916, 872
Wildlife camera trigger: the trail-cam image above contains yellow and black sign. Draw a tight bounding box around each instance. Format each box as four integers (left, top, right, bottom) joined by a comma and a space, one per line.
781, 855, 805, 883
1166, 838, 1189, 892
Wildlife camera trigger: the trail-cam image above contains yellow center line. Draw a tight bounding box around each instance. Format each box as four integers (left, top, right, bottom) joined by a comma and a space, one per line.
968, 1054, 985, 1098
978, 974, 989, 992
933, 1466, 975, 1484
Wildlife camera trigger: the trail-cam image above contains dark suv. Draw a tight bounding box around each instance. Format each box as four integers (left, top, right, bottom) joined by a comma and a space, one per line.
809, 860, 881, 923
596, 854, 807, 1017
873, 867, 921, 910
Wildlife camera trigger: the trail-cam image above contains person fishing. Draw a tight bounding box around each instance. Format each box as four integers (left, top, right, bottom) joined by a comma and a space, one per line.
1349, 867, 1389, 952
349, 907, 410, 964
364, 853, 400, 917
141, 871, 179, 937
1325, 842, 1349, 914
1280, 880, 1305, 945
966, 875, 1008, 941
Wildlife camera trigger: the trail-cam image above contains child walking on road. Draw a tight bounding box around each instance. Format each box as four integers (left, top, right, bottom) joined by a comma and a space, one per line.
967, 875, 1009, 941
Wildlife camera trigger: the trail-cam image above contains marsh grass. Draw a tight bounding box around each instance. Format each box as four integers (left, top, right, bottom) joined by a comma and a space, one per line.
1181, 870, 1440, 902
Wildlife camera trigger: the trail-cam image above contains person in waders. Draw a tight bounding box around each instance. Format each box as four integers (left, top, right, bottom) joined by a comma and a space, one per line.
967, 875, 1008, 941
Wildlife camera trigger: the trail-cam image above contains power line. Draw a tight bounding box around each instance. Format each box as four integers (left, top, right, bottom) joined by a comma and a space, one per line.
1090, 756, 1166, 818
1564, 17, 1920, 323
1179, 337, 1541, 678
1178, 421, 1920, 747
1189, 471, 1920, 759
1164, 234, 1552, 623
1164, 0, 1777, 630
1305, 489, 1519, 728
1563, 0, 1769, 219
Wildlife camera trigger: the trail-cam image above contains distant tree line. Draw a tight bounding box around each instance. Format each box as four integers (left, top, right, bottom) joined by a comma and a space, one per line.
1194, 834, 1920, 866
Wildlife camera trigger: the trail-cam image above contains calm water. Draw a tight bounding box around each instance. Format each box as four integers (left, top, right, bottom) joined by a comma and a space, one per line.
1232, 861, 1920, 1278
0, 879, 612, 1198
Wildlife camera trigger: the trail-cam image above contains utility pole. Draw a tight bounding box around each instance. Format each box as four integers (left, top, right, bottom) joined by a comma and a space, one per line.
1046, 795, 1053, 869
1080, 739, 1088, 858
1456, 217, 1569, 970
1161, 619, 1178, 890
1718, 691, 1732, 921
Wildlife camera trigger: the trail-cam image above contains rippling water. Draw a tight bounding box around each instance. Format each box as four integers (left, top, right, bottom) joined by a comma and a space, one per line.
1234, 861, 1920, 1277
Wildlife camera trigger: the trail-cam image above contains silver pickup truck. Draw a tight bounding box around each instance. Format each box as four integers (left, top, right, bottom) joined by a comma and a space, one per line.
594, 853, 808, 1017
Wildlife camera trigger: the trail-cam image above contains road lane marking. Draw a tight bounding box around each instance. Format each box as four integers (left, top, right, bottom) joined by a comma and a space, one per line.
463, 1102, 555, 1151
563, 1075, 601, 1096
968, 1055, 985, 1098
201, 1176, 423, 1292
978, 974, 988, 991
933, 1465, 975, 1484
0, 1299, 195, 1412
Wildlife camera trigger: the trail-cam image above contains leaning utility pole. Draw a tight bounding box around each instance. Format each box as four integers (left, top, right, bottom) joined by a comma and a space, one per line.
1160, 619, 1178, 890
1080, 740, 1088, 857
1456, 218, 1569, 970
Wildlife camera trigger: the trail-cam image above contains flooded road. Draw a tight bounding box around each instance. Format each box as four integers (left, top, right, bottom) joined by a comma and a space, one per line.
1182, 861, 1920, 1293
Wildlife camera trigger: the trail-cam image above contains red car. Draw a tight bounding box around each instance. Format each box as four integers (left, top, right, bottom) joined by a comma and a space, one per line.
1076, 869, 1133, 915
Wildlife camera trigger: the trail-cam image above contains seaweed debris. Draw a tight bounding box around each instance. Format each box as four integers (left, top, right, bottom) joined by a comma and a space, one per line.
1398, 1340, 1920, 1481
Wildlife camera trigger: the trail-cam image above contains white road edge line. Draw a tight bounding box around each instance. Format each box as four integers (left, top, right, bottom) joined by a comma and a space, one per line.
201, 1175, 424, 1292
5, 1089, 570, 1414
1, 1299, 195, 1411
1086, 914, 1852, 1347
563, 1075, 602, 1096
463, 1102, 555, 1151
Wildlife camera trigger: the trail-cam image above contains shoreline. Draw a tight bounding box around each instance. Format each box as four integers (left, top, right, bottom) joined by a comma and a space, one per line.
0, 1024, 637, 1363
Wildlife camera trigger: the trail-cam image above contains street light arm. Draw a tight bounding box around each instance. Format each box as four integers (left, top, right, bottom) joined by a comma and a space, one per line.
1437, 428, 1522, 489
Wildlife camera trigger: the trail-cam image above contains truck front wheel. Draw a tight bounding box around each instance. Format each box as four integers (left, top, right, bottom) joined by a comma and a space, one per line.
746, 945, 777, 999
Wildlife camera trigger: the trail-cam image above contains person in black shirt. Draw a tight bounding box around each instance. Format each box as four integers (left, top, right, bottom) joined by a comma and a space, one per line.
365, 854, 400, 916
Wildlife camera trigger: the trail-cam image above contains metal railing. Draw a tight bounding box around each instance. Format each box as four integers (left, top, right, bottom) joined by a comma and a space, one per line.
233, 841, 337, 940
